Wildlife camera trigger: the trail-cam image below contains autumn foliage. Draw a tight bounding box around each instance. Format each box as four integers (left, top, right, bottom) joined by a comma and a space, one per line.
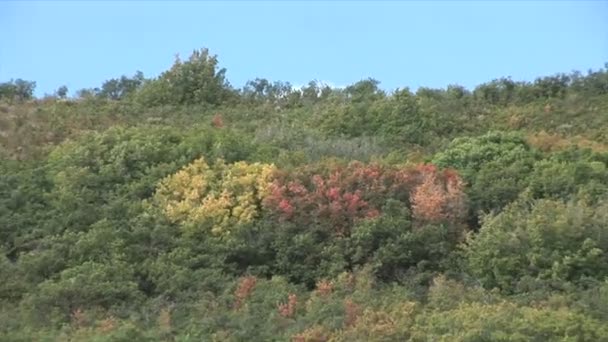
410, 164, 466, 222
154, 157, 276, 235
262, 161, 466, 235
152, 156, 467, 266
211, 113, 224, 128
4, 48, 608, 341
314, 280, 334, 297
234, 276, 258, 310
278, 293, 298, 318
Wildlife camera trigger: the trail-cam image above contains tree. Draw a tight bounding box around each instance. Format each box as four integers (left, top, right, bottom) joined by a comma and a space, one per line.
99, 71, 144, 100
263, 161, 466, 235
55, 85, 68, 99
0, 79, 36, 102
299, 80, 333, 106
466, 199, 608, 292
136, 48, 235, 106
411, 301, 608, 341
432, 131, 539, 218
241, 78, 298, 108
349, 200, 461, 282
153, 157, 277, 236
316, 79, 389, 138
45, 125, 257, 233
75, 87, 100, 99
344, 78, 384, 102
410, 165, 466, 223
527, 148, 608, 202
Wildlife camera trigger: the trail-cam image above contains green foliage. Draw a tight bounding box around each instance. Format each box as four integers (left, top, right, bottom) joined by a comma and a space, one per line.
2, 49, 608, 339
528, 148, 608, 202
99, 71, 145, 100
0, 159, 51, 256
432, 131, 536, 181
31, 260, 142, 317
466, 199, 608, 292
55, 85, 68, 99
46, 126, 201, 232
0, 251, 28, 302
0, 79, 36, 102
241, 78, 302, 109
44, 125, 262, 232
411, 301, 608, 341
136, 48, 235, 106
432, 131, 539, 223
350, 206, 458, 282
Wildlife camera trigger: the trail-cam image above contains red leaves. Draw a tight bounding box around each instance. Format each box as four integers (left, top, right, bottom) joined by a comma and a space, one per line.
278, 199, 295, 217
326, 187, 340, 201
263, 163, 379, 236
263, 161, 467, 234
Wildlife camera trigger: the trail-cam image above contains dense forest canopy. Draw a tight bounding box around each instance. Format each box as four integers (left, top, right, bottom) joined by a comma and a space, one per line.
1, 48, 608, 341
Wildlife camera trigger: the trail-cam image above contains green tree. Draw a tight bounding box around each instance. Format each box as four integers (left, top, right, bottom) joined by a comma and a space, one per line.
412, 301, 608, 341
432, 131, 539, 219
136, 48, 235, 106
0, 79, 36, 102
528, 148, 608, 202
466, 199, 608, 293
99, 71, 144, 100
55, 85, 69, 99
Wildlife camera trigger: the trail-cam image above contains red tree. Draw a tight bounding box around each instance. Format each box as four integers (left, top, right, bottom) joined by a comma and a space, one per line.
263, 161, 466, 235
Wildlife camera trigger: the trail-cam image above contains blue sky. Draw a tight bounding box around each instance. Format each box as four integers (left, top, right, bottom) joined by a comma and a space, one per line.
1, 1, 606, 96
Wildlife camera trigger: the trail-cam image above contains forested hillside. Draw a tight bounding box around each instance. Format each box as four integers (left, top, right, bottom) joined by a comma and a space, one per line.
1, 48, 608, 341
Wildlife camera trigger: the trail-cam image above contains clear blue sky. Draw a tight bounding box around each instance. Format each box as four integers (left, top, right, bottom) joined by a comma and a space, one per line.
1, 1, 606, 96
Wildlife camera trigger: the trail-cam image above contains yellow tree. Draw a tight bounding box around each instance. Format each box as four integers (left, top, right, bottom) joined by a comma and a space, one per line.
154, 157, 276, 236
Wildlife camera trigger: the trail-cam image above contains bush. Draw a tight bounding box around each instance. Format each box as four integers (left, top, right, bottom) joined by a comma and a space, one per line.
465, 199, 608, 292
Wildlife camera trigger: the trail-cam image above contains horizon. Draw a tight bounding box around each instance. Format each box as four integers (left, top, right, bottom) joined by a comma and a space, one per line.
1, 1, 607, 97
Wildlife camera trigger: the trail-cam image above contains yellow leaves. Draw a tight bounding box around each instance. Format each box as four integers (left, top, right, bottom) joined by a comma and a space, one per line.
154, 157, 276, 236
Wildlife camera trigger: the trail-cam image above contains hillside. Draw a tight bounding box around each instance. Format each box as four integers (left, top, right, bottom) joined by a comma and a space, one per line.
1, 49, 608, 341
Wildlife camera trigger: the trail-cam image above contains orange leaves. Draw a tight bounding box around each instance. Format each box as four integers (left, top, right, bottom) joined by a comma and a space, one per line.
411, 172, 445, 221
410, 164, 466, 223
211, 114, 224, 128
155, 158, 467, 236
263, 161, 467, 234
234, 275, 257, 310
314, 279, 334, 297
278, 293, 298, 318
263, 161, 407, 235
344, 299, 362, 327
